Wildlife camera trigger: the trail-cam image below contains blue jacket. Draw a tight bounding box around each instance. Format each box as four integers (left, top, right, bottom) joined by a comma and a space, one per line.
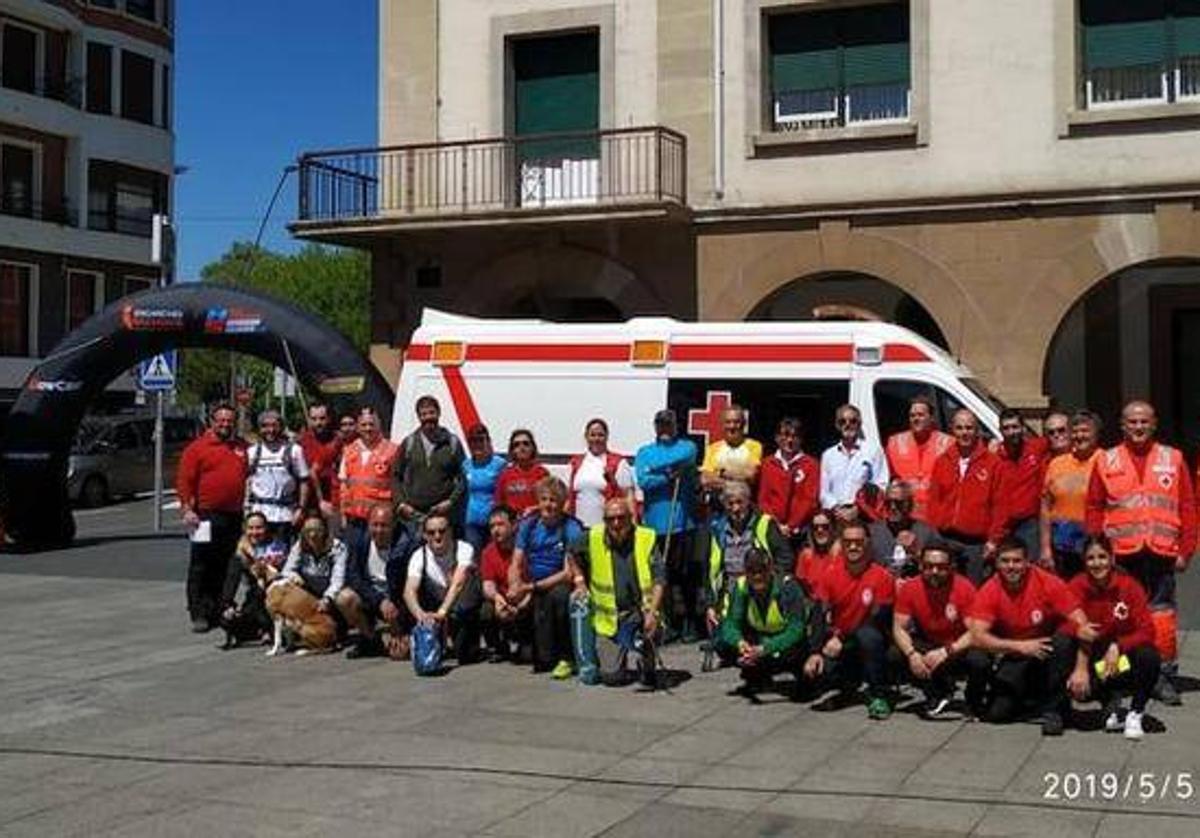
344, 528, 417, 608
463, 454, 507, 527
634, 436, 699, 535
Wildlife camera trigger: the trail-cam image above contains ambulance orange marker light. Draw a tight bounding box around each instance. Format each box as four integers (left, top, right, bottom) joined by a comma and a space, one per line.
630, 340, 668, 366
431, 341, 466, 367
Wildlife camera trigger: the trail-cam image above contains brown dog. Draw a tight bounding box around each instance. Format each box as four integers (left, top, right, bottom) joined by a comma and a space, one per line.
265, 580, 337, 655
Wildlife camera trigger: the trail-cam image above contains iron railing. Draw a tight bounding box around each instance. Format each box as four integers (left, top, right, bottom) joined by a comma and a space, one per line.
296, 126, 687, 224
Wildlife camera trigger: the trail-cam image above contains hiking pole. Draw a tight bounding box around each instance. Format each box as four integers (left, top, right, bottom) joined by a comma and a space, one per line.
659, 470, 683, 639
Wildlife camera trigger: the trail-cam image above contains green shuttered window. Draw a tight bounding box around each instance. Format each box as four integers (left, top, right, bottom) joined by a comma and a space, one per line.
1081, 0, 1200, 105
512, 32, 599, 162
768, 2, 910, 130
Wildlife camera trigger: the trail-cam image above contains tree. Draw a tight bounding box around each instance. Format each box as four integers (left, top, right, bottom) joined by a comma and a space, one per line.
176, 242, 369, 421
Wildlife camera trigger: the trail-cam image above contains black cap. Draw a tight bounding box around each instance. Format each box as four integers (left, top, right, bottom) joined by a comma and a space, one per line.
654, 409, 677, 425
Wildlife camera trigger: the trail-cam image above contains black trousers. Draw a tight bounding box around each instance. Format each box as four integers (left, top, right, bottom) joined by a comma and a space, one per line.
480, 599, 534, 653
939, 532, 988, 586
531, 583, 572, 671
887, 641, 990, 713
401, 576, 484, 664
983, 633, 1076, 721
659, 530, 700, 629
823, 622, 891, 698
715, 634, 813, 683
186, 511, 242, 624
1089, 643, 1160, 713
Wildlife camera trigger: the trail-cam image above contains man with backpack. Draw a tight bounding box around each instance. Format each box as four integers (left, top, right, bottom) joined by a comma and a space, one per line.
245, 410, 310, 543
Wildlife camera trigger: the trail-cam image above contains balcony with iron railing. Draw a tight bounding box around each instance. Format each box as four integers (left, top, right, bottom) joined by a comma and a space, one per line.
292, 126, 687, 237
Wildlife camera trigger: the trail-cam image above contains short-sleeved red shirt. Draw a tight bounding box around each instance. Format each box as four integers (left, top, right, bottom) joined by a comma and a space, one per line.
967, 566, 1080, 640
1068, 570, 1155, 652
894, 574, 977, 646
480, 542, 514, 597
816, 558, 895, 636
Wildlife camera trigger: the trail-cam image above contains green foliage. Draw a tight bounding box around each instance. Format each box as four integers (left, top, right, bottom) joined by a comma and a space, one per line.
176, 242, 370, 420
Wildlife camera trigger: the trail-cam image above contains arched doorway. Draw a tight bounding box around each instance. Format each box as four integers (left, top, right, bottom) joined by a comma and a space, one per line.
0, 284, 394, 548
1044, 260, 1200, 449
746, 271, 950, 350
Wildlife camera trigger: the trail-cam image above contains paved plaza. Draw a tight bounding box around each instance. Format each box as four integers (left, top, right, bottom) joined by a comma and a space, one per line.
1, 499, 1199, 837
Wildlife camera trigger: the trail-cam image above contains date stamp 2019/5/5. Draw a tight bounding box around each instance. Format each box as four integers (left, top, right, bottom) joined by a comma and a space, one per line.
1043, 772, 1195, 802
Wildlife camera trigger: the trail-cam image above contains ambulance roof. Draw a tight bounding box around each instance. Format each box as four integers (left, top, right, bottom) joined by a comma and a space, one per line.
415, 308, 973, 376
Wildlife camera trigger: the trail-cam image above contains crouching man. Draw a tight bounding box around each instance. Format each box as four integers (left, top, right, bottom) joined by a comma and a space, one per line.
966, 539, 1095, 735
569, 498, 666, 686
891, 542, 989, 718
337, 505, 415, 659
713, 548, 825, 698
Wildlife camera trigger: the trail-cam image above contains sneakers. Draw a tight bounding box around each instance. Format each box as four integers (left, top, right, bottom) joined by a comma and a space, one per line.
190, 618, 211, 634
1041, 710, 1065, 736
1153, 673, 1182, 706
345, 637, 382, 660
922, 697, 953, 720
867, 696, 892, 720
1124, 710, 1144, 740
550, 659, 574, 680
1103, 699, 1123, 733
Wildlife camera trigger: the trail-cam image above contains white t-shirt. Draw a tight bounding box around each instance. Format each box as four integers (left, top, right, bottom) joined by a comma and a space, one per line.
406, 540, 475, 597
246, 441, 310, 523
571, 452, 635, 527
366, 540, 389, 585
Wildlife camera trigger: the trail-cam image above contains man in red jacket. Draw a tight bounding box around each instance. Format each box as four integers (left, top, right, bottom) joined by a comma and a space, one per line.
757, 417, 819, 545
297, 402, 342, 518
928, 409, 1003, 585
1085, 400, 1195, 705
176, 403, 247, 632
993, 409, 1050, 560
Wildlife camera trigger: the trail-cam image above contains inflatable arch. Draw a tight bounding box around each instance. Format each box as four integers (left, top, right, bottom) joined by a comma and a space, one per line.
0, 284, 394, 548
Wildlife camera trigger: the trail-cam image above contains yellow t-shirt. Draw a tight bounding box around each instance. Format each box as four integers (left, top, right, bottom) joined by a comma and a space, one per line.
1043, 450, 1099, 523
702, 438, 763, 480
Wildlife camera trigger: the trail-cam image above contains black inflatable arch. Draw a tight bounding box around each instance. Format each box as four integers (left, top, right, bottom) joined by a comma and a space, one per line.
0, 283, 394, 548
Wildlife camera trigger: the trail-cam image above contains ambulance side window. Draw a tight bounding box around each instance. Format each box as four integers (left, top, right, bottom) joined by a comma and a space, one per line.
667, 378, 850, 456
873, 379, 980, 440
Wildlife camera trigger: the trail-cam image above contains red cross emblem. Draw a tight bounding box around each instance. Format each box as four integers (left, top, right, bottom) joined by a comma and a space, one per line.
688, 391, 747, 448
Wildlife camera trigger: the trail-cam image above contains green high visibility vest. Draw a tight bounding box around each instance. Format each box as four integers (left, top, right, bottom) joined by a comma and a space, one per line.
588, 524, 657, 638
708, 513, 774, 598
737, 576, 788, 635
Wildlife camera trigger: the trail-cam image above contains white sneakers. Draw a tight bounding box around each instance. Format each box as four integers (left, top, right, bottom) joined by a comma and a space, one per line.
1124, 711, 1144, 740
1104, 711, 1122, 732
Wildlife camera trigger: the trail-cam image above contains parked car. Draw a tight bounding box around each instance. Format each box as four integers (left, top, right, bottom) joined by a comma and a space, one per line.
67, 416, 201, 507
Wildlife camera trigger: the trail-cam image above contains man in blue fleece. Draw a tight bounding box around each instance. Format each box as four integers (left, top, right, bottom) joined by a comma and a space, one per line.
635, 409, 701, 642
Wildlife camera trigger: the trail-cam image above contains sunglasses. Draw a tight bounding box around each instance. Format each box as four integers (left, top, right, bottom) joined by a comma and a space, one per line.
424, 527, 449, 536
812, 522, 832, 530
837, 418, 860, 427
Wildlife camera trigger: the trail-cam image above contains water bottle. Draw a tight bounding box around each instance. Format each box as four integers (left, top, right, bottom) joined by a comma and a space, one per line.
570, 593, 599, 685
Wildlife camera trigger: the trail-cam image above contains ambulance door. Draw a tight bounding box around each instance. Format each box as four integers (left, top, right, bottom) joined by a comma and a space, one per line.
864, 375, 997, 443
667, 378, 850, 458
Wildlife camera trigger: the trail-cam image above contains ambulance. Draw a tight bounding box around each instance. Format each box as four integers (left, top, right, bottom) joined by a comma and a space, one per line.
392, 309, 1007, 465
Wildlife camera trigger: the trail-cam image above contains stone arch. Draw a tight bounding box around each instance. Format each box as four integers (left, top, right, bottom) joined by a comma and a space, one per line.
703, 224, 987, 362
459, 242, 666, 319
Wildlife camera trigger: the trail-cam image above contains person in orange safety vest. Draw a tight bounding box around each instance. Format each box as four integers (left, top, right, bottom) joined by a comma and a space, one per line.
1086, 400, 1195, 706
339, 406, 400, 562
885, 395, 952, 524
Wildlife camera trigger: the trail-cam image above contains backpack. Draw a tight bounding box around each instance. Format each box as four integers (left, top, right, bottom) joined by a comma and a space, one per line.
411, 622, 443, 676
248, 441, 300, 481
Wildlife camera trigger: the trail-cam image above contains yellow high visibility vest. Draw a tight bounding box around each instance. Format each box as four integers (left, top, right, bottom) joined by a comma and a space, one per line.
588, 524, 657, 638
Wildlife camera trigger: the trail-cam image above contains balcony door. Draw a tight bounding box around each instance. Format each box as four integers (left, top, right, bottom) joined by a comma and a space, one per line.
511, 31, 599, 208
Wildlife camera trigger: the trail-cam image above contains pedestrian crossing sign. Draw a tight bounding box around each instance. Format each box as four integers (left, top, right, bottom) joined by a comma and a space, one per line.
138, 351, 177, 391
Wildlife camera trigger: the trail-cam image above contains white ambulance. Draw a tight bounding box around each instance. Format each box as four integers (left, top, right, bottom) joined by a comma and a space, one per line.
391, 309, 1006, 463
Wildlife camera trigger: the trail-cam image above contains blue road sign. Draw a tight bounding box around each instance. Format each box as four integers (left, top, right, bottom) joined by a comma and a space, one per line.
138, 351, 177, 392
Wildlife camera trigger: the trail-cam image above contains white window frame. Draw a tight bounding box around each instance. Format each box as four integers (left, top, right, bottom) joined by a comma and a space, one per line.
65, 269, 104, 331
1174, 63, 1200, 102
0, 259, 39, 358
0, 18, 45, 96
773, 93, 840, 127
0, 135, 44, 216
845, 87, 913, 125
1084, 69, 1171, 110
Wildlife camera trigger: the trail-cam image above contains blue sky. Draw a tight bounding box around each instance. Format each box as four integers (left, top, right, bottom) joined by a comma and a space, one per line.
174, 1, 377, 280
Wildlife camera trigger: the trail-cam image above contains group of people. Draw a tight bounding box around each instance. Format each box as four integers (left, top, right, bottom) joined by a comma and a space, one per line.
175, 391, 1192, 739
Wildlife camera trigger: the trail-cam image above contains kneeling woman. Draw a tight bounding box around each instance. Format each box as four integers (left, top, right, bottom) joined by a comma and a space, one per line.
266, 514, 349, 654
1066, 535, 1160, 740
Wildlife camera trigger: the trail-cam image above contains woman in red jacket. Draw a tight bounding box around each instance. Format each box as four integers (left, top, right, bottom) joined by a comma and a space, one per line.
1066, 535, 1160, 740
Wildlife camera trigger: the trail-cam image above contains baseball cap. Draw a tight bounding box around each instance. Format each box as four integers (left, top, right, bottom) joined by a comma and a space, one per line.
654, 409, 677, 425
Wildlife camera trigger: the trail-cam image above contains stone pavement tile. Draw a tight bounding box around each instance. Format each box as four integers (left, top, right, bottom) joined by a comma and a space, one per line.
589, 755, 708, 791
904, 736, 1036, 792
969, 804, 1101, 837
491, 685, 716, 728
855, 715, 963, 750
642, 700, 798, 738
725, 732, 848, 773
1094, 812, 1200, 837
1003, 751, 1124, 803
481, 789, 652, 837
760, 789, 874, 826
595, 801, 749, 838
659, 763, 801, 814
94, 802, 354, 838
637, 730, 754, 764
861, 798, 987, 835
799, 742, 931, 793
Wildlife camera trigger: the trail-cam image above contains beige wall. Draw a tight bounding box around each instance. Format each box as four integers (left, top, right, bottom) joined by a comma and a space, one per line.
380, 0, 439, 145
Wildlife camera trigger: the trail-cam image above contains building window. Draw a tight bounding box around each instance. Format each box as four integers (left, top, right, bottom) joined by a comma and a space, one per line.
1, 22, 40, 95
123, 276, 153, 297
66, 270, 102, 332
160, 64, 170, 128
87, 42, 113, 115
125, 0, 157, 24
766, 2, 910, 131
88, 160, 168, 237
1, 141, 38, 219
0, 262, 32, 356
1081, 0, 1200, 108
120, 49, 155, 125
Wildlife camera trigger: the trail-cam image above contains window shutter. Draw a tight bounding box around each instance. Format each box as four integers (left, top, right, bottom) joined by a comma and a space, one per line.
1175, 1, 1200, 58
769, 10, 839, 94
513, 33, 599, 162
842, 4, 910, 88
1082, 0, 1168, 69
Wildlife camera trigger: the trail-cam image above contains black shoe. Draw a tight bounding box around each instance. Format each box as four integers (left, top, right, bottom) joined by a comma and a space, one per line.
639, 657, 657, 689
1041, 710, 1065, 736
345, 637, 382, 659
486, 646, 511, 663
1153, 673, 1183, 706
191, 618, 211, 634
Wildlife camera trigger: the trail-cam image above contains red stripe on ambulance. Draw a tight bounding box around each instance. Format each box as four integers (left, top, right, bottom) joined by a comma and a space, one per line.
404, 342, 929, 364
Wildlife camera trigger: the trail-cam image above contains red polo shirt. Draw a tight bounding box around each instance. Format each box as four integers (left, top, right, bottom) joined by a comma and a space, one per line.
176, 431, 247, 514
794, 544, 840, 595
815, 557, 895, 637
757, 451, 820, 532
895, 574, 977, 646
480, 541, 514, 597
967, 565, 1080, 640
298, 428, 342, 507
1068, 570, 1155, 652
494, 462, 550, 515
994, 436, 1050, 531
928, 443, 1004, 542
